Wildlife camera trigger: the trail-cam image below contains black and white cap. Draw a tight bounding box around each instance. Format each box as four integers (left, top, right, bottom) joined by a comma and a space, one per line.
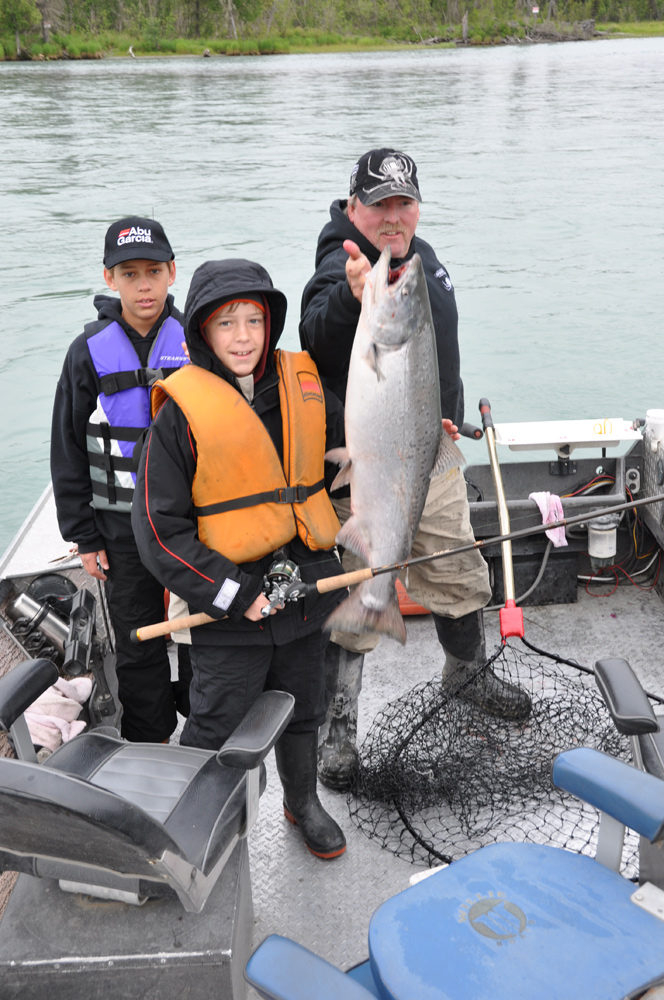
349, 148, 422, 206
103, 216, 174, 268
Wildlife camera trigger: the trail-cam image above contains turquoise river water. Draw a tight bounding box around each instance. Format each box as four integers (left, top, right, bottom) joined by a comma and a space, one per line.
1, 37, 663, 552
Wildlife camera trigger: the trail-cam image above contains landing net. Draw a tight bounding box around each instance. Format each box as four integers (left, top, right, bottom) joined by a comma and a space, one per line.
348, 639, 637, 874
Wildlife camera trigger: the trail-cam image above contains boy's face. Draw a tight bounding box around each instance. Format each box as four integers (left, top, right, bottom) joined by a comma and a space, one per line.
104, 258, 176, 336
205, 301, 266, 377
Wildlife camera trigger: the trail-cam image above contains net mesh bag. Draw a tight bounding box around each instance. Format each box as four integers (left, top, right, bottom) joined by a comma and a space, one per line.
348, 639, 637, 874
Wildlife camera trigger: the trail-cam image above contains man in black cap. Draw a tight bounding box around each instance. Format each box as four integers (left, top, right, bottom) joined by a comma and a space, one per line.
51, 216, 191, 744
300, 149, 531, 792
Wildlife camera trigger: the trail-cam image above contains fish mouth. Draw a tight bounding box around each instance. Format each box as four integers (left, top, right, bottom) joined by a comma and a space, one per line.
387, 254, 423, 291
388, 262, 409, 285
369, 247, 423, 347
372, 247, 422, 301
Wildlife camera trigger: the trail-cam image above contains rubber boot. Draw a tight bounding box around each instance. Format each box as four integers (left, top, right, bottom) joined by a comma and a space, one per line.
433, 610, 531, 721
317, 643, 364, 792
275, 731, 346, 859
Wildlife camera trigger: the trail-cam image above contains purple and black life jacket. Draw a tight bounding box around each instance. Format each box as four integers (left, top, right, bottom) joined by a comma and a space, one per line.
86, 316, 187, 511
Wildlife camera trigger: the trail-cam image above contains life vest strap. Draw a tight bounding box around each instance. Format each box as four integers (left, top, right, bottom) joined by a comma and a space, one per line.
88, 452, 135, 473
195, 479, 325, 518
91, 480, 134, 503
86, 421, 144, 442
99, 367, 179, 395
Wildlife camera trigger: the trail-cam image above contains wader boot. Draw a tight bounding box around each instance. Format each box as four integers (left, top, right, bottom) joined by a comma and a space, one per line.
317, 642, 364, 792
434, 610, 531, 721
275, 731, 347, 859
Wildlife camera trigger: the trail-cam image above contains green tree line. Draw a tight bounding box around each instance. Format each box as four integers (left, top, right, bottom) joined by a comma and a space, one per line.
1, 0, 662, 59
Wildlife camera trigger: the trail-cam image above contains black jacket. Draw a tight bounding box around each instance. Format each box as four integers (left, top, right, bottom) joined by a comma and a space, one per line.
50, 294, 183, 554
131, 259, 346, 646
299, 199, 464, 427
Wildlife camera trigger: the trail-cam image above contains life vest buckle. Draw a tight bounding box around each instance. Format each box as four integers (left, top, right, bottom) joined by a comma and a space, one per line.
136, 367, 164, 387
275, 485, 308, 505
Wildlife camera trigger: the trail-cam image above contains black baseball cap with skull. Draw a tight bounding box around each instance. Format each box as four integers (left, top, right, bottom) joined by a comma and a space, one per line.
349, 148, 422, 206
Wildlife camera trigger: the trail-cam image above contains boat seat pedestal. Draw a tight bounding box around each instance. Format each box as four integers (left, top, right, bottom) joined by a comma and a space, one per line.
0, 839, 252, 999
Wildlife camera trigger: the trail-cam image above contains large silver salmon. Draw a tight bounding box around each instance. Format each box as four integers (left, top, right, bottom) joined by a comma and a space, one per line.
325, 246, 465, 645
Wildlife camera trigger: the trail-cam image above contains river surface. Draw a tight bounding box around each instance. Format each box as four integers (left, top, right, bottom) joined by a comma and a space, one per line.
1, 38, 663, 553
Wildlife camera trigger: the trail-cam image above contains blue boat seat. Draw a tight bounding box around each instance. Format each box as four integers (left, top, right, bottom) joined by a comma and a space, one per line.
246, 746, 664, 1000
0, 657, 294, 913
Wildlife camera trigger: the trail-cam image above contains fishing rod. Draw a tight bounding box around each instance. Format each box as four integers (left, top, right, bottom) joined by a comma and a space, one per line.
301, 492, 664, 595
131, 488, 664, 641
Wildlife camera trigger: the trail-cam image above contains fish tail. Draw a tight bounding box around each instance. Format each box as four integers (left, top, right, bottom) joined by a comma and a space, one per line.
325, 586, 407, 645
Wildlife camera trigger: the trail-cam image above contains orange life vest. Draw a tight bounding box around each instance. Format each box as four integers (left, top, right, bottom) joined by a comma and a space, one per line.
151, 350, 340, 563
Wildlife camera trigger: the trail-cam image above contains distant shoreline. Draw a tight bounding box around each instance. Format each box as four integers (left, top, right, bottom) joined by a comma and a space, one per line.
3, 20, 664, 63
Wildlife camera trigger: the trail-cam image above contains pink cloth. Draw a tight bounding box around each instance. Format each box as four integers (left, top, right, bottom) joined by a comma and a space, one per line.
25, 676, 93, 752
528, 491, 568, 548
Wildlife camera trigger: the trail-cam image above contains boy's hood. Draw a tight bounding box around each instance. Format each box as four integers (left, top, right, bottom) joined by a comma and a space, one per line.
183, 259, 287, 381
93, 294, 125, 323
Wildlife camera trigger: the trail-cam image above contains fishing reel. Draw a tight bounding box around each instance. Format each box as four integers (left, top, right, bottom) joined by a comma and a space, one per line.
261, 550, 302, 617
2, 576, 117, 725
3, 574, 78, 664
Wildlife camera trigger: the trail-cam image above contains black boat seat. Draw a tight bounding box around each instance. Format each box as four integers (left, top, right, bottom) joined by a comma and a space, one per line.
0, 658, 294, 912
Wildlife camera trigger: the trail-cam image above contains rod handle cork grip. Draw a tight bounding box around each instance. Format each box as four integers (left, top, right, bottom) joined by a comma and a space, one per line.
131, 611, 217, 643
478, 398, 494, 432
314, 567, 374, 594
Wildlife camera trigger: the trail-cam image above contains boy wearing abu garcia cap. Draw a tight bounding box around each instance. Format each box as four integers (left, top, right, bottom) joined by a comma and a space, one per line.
132, 258, 348, 859
51, 215, 191, 744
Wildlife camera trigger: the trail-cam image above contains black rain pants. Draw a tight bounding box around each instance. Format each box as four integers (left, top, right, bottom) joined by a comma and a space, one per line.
181, 629, 330, 751
105, 545, 189, 742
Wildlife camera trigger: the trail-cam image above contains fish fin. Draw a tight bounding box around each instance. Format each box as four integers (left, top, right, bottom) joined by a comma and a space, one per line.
431, 433, 466, 478
325, 585, 407, 645
325, 448, 352, 489
325, 447, 349, 467
363, 342, 383, 380
325, 448, 352, 490
336, 517, 371, 562
330, 464, 352, 491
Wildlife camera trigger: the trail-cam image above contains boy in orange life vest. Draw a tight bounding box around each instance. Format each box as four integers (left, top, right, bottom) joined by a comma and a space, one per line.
132, 258, 347, 859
